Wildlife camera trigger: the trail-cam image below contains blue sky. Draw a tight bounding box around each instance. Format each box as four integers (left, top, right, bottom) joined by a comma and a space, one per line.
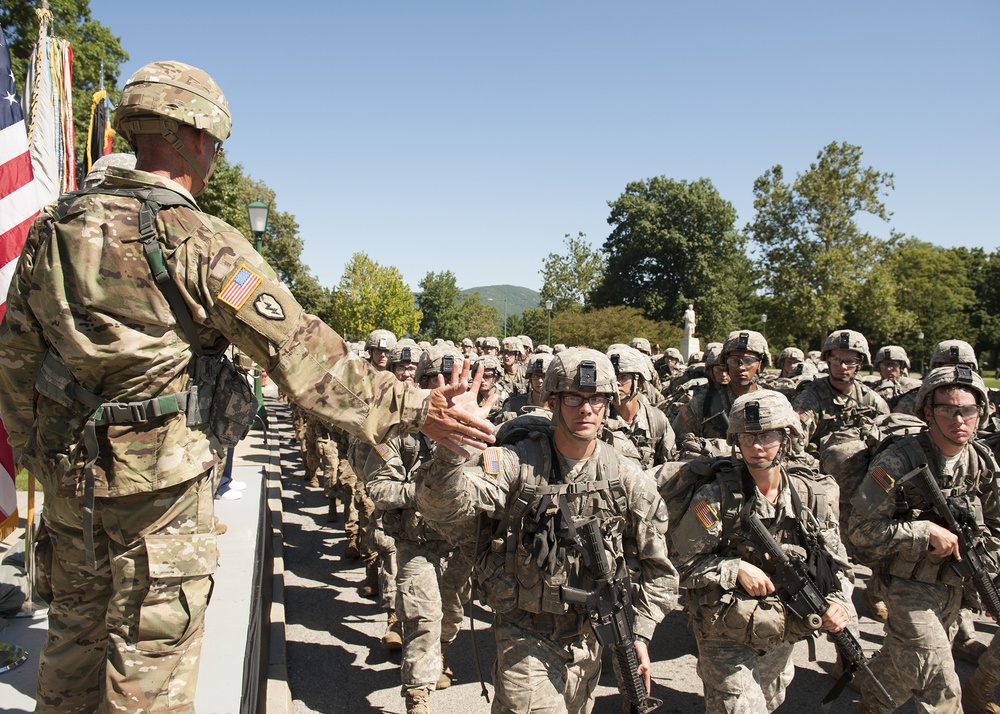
90, 1, 999, 293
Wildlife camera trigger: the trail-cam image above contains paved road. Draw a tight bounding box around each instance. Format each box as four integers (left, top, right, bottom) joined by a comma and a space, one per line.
273, 403, 995, 713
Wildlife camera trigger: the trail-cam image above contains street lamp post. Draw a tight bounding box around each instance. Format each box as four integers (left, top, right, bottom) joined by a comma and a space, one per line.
760, 313, 767, 338
545, 300, 553, 346
917, 331, 925, 376
247, 199, 270, 430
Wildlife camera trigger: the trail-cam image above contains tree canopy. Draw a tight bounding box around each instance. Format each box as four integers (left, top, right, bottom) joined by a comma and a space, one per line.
539, 232, 605, 311
331, 253, 421, 340
417, 271, 465, 342
747, 141, 895, 346
589, 177, 754, 341
1, 0, 129, 170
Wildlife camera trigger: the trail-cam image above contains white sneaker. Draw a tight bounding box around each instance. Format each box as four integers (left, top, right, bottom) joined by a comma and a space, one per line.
216, 489, 242, 501
228, 481, 247, 491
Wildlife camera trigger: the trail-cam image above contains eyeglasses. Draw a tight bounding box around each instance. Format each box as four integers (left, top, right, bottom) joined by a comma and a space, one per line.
393, 364, 417, 374
881, 361, 903, 370
829, 355, 861, 367
726, 355, 760, 368
481, 370, 497, 380
561, 394, 610, 409
736, 430, 785, 448
616, 374, 635, 384
931, 404, 981, 421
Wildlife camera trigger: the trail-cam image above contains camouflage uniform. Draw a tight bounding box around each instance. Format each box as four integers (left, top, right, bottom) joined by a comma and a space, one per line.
304, 416, 337, 488
848, 430, 1000, 713
416, 438, 678, 713
672, 464, 853, 713
0, 63, 430, 713
365, 433, 475, 701
605, 396, 676, 468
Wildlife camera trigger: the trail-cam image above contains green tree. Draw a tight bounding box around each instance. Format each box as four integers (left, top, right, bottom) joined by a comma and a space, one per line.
551, 306, 683, 350
747, 141, 895, 345
539, 232, 606, 310
590, 177, 754, 341
331, 253, 420, 340
1, 0, 129, 170
957, 247, 1000, 368
460, 292, 501, 339
417, 271, 465, 341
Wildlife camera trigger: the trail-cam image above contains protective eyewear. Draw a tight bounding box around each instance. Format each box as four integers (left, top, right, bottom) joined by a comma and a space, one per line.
726, 355, 760, 368
561, 394, 610, 409
931, 404, 981, 421
736, 430, 784, 448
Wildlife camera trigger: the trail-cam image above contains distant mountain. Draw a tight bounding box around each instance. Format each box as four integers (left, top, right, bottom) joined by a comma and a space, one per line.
461, 285, 540, 317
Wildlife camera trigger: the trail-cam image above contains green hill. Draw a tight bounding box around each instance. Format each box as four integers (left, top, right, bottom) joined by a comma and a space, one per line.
461, 285, 540, 318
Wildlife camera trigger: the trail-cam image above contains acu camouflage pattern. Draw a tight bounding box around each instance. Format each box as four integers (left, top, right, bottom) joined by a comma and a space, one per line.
0, 167, 431, 499
365, 433, 474, 694
848, 432, 1000, 713
673, 465, 853, 713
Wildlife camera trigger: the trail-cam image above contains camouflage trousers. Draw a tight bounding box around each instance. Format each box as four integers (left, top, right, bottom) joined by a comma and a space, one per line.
365, 514, 397, 612
305, 426, 337, 486
395, 539, 474, 692
692, 630, 795, 713
982, 627, 1000, 673
491, 617, 602, 714
860, 577, 963, 713
33, 471, 217, 714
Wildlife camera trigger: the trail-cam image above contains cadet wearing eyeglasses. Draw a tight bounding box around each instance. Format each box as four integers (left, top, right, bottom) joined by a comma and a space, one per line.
848, 366, 1000, 714
673, 330, 774, 455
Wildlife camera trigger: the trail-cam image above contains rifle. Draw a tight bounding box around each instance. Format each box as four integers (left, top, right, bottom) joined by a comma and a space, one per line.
744, 511, 895, 708
897, 463, 1000, 619
561, 517, 661, 713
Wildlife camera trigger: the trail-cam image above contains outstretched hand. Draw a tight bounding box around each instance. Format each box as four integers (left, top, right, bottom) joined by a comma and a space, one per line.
420, 359, 497, 457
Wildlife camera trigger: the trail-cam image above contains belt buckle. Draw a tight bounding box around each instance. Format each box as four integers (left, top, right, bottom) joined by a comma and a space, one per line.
129, 402, 147, 421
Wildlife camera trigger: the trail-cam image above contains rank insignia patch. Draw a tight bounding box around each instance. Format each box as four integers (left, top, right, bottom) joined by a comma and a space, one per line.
374, 443, 392, 461
693, 500, 719, 529
869, 466, 894, 491
218, 266, 262, 310
483, 448, 501, 475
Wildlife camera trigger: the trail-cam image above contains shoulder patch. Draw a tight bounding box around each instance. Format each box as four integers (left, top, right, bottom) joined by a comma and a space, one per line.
794, 407, 810, 423
482, 447, 502, 476
218, 266, 262, 310
679, 405, 690, 422
254, 293, 285, 320
693, 499, 719, 529
374, 443, 392, 461
869, 465, 894, 491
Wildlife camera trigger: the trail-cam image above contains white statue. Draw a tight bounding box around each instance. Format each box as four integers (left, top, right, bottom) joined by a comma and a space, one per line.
683, 304, 696, 338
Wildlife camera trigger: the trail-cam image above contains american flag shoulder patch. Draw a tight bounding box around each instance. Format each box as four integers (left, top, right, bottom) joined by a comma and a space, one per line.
679, 405, 690, 422
374, 443, 392, 461
217, 266, 263, 310
693, 500, 719, 529
482, 448, 501, 475
869, 465, 894, 491
795, 408, 810, 423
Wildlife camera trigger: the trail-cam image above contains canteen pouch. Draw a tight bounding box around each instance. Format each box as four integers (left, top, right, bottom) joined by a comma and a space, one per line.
209, 357, 256, 447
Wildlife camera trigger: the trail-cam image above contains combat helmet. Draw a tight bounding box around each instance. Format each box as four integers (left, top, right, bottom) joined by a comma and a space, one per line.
727, 391, 805, 464
472, 354, 502, 374
540, 347, 618, 405
703, 342, 725, 368
606, 344, 652, 400
388, 340, 423, 368
777, 347, 805, 369
911, 365, 988, 419
415, 343, 466, 385
501, 336, 524, 355
114, 61, 231, 184
929, 340, 979, 371
365, 329, 397, 352
525, 352, 554, 378
83, 152, 136, 188
874, 345, 910, 371
630, 337, 652, 356
482, 336, 501, 353
820, 329, 871, 366
722, 330, 771, 376
517, 335, 533, 353
665, 347, 683, 363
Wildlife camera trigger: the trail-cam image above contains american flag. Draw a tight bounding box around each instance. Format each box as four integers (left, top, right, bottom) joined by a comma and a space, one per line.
0, 24, 39, 538
217, 266, 262, 310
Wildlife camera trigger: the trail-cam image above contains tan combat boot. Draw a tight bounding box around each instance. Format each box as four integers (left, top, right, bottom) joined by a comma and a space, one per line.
404, 686, 431, 714
381, 610, 402, 651
963, 665, 1000, 714
359, 561, 379, 599
326, 496, 339, 523
344, 533, 361, 560
435, 652, 453, 690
